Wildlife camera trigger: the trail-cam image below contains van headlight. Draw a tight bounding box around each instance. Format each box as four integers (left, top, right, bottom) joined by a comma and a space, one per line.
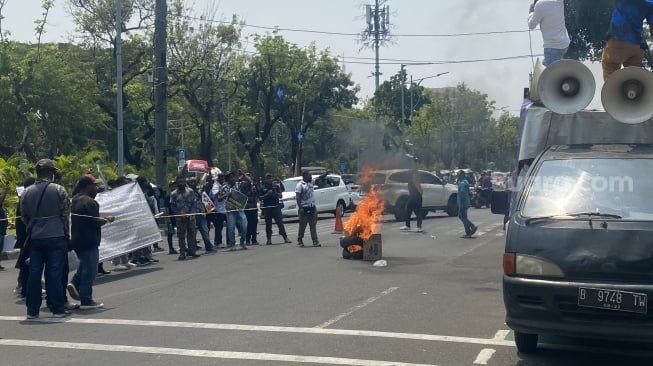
504, 253, 564, 278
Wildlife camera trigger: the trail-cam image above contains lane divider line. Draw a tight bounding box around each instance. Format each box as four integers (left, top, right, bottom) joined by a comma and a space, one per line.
315, 287, 399, 328
0, 316, 515, 347
473, 348, 496, 365
0, 339, 439, 366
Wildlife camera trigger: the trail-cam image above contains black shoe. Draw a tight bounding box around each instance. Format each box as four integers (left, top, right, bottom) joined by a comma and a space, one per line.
188, 253, 201, 258
178, 254, 187, 261
147, 258, 159, 263
168, 249, 178, 255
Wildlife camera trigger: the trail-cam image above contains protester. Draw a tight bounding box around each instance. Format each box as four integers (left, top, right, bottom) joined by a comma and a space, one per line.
295, 170, 328, 247
218, 170, 249, 251
13, 177, 35, 299
67, 175, 114, 310
259, 173, 292, 245
241, 173, 260, 245
601, 0, 653, 80
188, 178, 216, 253
132, 176, 160, 265
210, 173, 227, 248
399, 169, 424, 232
527, 0, 570, 66
456, 169, 477, 239
163, 181, 179, 254
169, 175, 199, 260
20, 159, 70, 319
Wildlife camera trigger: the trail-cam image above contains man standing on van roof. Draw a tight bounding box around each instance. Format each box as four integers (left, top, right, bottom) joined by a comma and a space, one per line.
456, 170, 477, 239
527, 0, 570, 66
21, 159, 71, 319
601, 0, 653, 80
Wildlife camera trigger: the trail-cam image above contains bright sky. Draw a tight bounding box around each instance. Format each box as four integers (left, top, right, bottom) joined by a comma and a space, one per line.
2, 0, 606, 116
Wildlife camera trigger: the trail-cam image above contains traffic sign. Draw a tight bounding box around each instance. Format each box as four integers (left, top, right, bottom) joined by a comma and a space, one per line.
339, 162, 347, 171
179, 149, 186, 161
275, 84, 285, 103
297, 130, 304, 145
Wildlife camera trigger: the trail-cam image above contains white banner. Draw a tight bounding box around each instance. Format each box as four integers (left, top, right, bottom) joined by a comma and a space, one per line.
94, 182, 163, 262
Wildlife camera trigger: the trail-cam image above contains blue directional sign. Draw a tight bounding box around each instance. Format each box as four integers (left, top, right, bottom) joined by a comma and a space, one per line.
275, 84, 285, 103
179, 149, 186, 161
339, 162, 347, 171
297, 130, 304, 145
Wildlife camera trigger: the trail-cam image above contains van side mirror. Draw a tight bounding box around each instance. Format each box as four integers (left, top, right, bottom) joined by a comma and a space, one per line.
490, 190, 510, 215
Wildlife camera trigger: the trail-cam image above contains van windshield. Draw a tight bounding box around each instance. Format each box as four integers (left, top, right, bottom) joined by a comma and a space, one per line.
522, 158, 653, 220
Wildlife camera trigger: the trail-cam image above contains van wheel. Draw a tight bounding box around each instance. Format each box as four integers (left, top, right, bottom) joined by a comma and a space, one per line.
394, 197, 408, 221
514, 332, 538, 354
446, 196, 458, 217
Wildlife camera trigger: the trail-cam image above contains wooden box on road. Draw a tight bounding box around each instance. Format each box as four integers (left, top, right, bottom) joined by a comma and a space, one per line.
363, 234, 382, 261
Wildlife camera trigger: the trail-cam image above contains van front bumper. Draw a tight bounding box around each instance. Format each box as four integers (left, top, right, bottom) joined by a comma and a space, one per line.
503, 275, 653, 342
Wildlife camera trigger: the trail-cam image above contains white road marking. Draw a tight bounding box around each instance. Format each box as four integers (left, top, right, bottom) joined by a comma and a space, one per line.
0, 316, 514, 347
316, 287, 399, 328
0, 339, 438, 366
492, 330, 510, 341
473, 348, 496, 365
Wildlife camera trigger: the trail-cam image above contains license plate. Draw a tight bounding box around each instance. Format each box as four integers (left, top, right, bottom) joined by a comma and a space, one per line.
578, 287, 647, 314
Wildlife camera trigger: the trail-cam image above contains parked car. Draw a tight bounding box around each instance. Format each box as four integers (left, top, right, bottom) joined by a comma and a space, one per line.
360, 169, 459, 221
280, 174, 351, 218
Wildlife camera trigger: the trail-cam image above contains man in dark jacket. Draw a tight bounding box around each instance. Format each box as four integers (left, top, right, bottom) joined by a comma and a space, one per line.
21, 159, 71, 319
67, 176, 114, 310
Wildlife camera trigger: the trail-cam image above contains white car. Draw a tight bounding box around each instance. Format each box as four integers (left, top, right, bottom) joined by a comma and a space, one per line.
280, 174, 351, 218
360, 169, 459, 221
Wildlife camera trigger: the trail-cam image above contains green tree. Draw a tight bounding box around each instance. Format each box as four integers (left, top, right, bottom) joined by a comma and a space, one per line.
564, 0, 614, 61
243, 34, 358, 177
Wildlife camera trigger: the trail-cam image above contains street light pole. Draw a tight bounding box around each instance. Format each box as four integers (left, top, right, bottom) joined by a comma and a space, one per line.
116, 0, 124, 175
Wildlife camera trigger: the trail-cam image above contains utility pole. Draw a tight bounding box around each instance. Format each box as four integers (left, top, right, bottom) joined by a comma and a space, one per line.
362, 0, 390, 148
400, 64, 405, 125
154, 0, 168, 188
116, 0, 124, 175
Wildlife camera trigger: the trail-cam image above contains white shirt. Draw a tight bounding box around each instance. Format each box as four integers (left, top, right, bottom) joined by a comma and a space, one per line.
528, 0, 570, 50
295, 180, 316, 208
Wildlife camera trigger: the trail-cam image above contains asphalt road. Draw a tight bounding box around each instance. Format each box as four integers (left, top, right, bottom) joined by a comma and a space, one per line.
1, 208, 652, 365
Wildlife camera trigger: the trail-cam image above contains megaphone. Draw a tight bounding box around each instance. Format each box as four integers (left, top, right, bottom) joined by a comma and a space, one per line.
601, 67, 653, 124
529, 59, 546, 102
536, 59, 596, 114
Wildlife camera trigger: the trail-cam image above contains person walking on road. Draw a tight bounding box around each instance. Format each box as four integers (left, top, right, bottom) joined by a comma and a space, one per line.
295, 170, 328, 247
21, 159, 71, 319
456, 170, 477, 238
399, 169, 424, 232
67, 175, 114, 310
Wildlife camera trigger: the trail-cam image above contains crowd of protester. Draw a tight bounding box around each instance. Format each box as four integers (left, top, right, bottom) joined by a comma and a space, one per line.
1, 160, 306, 320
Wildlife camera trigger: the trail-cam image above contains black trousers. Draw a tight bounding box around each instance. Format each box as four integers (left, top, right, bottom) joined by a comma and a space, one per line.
405, 199, 423, 228
244, 209, 258, 243
207, 212, 226, 245
263, 207, 288, 240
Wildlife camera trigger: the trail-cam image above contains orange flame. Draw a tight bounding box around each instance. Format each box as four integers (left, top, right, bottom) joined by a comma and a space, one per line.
344, 167, 385, 241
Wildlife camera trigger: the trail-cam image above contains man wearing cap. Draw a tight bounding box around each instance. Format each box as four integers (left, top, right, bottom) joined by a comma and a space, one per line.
21, 159, 71, 319
66, 175, 114, 310
259, 173, 292, 245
